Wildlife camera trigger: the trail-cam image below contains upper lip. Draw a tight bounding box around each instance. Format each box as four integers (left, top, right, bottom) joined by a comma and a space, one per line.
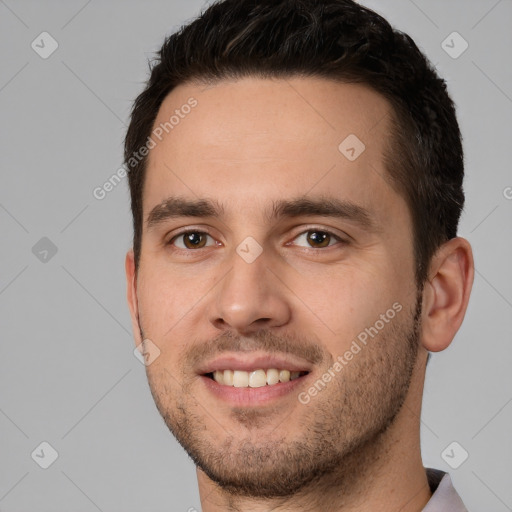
196, 353, 313, 374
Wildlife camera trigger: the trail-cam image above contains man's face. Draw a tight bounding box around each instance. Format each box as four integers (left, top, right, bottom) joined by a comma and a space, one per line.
127, 77, 424, 497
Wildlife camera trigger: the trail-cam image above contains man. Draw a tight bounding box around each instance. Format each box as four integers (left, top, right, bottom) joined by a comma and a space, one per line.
124, 0, 474, 510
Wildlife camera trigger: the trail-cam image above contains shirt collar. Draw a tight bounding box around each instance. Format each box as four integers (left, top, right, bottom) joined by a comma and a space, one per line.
422, 468, 468, 511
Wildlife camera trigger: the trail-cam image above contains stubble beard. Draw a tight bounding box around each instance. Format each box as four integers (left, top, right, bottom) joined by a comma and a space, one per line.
143, 290, 422, 499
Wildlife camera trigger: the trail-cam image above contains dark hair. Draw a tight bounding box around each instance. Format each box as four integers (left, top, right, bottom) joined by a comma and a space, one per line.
124, 0, 464, 288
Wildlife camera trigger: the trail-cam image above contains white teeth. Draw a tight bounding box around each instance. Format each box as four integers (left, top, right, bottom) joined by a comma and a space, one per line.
249, 370, 267, 388
233, 370, 249, 387
266, 368, 279, 385
211, 368, 306, 387
279, 370, 290, 383
223, 369, 234, 386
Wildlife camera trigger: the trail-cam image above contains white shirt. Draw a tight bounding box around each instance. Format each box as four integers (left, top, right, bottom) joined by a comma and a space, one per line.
423, 468, 468, 511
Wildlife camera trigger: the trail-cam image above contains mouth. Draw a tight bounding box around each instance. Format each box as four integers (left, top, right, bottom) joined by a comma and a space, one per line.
204, 369, 310, 388
200, 370, 311, 407
196, 353, 314, 406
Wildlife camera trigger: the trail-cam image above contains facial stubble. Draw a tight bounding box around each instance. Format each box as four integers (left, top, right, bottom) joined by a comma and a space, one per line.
140, 289, 423, 499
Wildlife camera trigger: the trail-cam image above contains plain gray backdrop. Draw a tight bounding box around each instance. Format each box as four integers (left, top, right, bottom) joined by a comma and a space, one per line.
1, 0, 511, 510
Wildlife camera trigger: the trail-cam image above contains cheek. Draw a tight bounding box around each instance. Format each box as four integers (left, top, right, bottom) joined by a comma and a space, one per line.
286, 255, 401, 341
136, 264, 210, 337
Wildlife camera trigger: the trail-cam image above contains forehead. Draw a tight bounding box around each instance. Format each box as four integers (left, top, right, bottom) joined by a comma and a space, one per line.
143, 77, 404, 227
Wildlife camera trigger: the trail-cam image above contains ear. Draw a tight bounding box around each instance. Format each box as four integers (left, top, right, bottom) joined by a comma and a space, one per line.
125, 249, 143, 347
421, 237, 474, 352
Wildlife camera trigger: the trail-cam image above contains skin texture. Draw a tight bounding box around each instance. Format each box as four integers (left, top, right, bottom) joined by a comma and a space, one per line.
125, 77, 474, 511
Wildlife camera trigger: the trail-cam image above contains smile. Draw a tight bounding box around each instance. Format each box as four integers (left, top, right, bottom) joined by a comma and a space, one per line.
207, 369, 309, 388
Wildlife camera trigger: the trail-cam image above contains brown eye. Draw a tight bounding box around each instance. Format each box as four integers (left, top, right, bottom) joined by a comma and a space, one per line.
293, 229, 341, 249
306, 231, 331, 248
171, 231, 214, 250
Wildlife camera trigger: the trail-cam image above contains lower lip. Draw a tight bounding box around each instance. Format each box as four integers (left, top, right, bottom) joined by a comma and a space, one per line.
199, 374, 311, 406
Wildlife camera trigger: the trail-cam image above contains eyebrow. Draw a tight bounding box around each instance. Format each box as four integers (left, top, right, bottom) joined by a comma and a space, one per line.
146, 195, 379, 232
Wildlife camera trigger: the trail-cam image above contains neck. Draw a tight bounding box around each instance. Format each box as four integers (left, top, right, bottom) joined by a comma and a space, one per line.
197, 360, 431, 511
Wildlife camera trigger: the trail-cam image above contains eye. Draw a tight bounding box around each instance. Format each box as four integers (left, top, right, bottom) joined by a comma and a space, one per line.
291, 229, 346, 249
169, 231, 217, 250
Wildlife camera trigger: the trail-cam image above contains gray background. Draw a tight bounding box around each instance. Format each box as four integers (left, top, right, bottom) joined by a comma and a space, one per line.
0, 0, 511, 510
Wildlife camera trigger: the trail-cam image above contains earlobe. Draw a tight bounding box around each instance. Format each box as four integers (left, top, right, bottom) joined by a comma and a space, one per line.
421, 237, 474, 353
125, 250, 142, 346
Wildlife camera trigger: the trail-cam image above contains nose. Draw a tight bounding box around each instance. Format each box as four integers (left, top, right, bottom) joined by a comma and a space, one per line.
208, 244, 292, 335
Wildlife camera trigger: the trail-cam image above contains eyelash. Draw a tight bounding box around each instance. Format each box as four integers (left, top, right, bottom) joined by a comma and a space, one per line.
166, 227, 349, 252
